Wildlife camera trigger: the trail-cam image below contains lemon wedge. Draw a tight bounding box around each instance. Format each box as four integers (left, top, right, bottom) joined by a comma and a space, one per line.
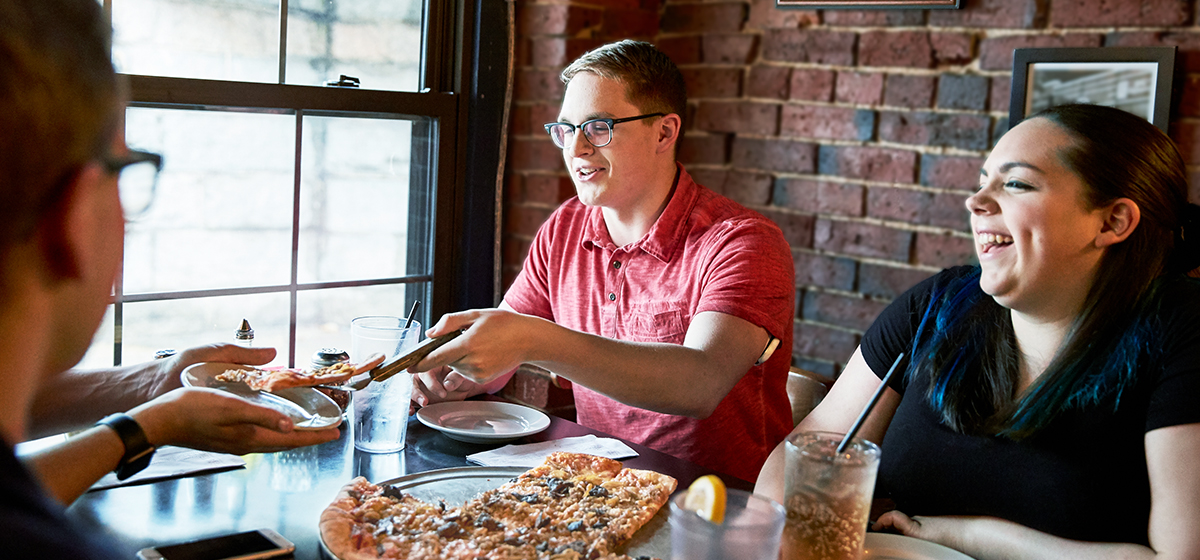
683, 474, 727, 524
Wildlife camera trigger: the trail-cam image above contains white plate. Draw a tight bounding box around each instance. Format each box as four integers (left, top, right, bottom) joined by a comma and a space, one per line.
416, 401, 550, 443
865, 533, 975, 560
181, 362, 343, 430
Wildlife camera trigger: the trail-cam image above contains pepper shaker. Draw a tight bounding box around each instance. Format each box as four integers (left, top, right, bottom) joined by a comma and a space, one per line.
311, 347, 350, 369
312, 347, 352, 413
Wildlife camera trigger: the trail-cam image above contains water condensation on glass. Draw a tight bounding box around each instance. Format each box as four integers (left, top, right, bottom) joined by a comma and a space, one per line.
123, 107, 296, 294
112, 0, 281, 82
286, 0, 422, 90
298, 115, 420, 284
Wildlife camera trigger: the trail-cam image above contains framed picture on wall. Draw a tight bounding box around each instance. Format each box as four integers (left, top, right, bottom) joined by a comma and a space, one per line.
1009, 46, 1177, 133
775, 0, 959, 8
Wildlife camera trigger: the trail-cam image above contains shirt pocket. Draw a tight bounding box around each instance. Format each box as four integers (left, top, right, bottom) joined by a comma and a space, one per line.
624, 302, 687, 343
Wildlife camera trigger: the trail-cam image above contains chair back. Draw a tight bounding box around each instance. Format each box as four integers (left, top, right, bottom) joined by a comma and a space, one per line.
786, 368, 832, 426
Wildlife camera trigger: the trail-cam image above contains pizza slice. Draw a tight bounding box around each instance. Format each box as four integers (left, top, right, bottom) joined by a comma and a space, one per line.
216, 361, 361, 392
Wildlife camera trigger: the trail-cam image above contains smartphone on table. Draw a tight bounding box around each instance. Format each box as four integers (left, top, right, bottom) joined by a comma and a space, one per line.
136, 529, 294, 560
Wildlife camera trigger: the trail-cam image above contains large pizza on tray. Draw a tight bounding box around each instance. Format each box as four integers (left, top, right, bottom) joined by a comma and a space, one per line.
320, 452, 677, 560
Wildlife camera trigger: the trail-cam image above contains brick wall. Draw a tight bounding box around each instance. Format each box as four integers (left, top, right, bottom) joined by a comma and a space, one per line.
500, 0, 1200, 408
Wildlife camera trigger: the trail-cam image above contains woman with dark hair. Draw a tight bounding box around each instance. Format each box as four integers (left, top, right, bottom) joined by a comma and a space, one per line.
756, 103, 1200, 559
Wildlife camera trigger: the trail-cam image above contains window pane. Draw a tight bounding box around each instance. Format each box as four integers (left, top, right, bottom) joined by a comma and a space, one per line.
124, 107, 295, 293
78, 307, 117, 369
121, 294, 292, 366
298, 115, 431, 283
112, 0, 280, 83
295, 283, 430, 365
285, 0, 421, 91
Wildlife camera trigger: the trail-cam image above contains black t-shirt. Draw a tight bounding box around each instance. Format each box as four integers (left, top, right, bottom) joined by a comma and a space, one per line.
0, 439, 124, 559
861, 266, 1200, 545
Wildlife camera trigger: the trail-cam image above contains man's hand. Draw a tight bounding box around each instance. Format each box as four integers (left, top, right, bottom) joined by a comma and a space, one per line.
129, 387, 338, 455
412, 308, 540, 384
148, 344, 278, 398
412, 366, 488, 406
28, 343, 280, 439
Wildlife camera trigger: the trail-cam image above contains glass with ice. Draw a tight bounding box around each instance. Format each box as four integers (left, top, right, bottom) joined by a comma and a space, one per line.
350, 316, 420, 453
669, 487, 785, 560
781, 431, 881, 560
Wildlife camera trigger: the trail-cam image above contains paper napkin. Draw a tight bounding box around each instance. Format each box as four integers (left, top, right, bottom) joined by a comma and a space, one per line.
466, 435, 638, 468
89, 446, 245, 491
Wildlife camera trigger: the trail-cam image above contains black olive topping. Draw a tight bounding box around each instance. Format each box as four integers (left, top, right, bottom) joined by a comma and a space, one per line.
380, 485, 406, 500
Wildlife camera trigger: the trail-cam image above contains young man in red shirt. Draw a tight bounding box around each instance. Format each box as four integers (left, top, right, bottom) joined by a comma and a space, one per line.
412, 40, 794, 482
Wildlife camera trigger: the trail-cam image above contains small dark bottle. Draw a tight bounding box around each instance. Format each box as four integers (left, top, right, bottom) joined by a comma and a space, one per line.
311, 347, 350, 369
312, 347, 352, 412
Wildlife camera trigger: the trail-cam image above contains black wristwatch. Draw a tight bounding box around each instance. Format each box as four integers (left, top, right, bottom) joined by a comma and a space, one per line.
97, 413, 156, 480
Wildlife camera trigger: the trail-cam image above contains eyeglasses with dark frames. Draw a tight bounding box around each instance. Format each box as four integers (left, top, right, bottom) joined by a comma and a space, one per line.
543, 113, 665, 149
101, 149, 163, 220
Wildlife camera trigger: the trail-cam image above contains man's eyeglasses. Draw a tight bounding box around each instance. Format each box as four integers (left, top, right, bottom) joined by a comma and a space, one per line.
543, 113, 665, 149
101, 149, 162, 220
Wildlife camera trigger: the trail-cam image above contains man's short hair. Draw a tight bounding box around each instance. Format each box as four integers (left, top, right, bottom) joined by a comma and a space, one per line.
561, 40, 688, 130
0, 0, 119, 250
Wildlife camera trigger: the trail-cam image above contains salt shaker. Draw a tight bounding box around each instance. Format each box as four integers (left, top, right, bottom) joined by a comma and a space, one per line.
235, 319, 254, 347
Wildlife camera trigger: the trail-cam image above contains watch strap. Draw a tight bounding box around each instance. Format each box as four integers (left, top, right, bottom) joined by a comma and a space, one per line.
97, 413, 155, 480
755, 335, 781, 366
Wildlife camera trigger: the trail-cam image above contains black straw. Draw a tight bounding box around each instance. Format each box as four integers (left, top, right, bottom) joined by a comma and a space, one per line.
837, 353, 905, 454
403, 300, 421, 329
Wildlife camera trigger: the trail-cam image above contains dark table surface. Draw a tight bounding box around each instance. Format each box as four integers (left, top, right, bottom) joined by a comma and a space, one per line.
67, 406, 751, 559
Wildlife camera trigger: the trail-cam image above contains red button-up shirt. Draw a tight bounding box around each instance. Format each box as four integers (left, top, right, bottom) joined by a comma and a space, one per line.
505, 165, 795, 482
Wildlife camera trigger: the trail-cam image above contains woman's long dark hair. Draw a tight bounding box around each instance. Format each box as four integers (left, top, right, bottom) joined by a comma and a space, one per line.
912, 104, 1190, 438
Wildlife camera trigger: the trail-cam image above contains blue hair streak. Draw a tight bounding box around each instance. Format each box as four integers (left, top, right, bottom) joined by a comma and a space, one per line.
907, 267, 1155, 438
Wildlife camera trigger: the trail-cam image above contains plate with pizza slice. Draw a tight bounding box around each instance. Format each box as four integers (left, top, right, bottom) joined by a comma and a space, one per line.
319, 452, 676, 560
182, 361, 344, 430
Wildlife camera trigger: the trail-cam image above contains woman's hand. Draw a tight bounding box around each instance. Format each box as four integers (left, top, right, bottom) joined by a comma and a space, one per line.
873, 511, 970, 555
871, 512, 1161, 560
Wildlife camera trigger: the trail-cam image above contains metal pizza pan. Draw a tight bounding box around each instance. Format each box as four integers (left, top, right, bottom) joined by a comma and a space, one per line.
318, 466, 671, 559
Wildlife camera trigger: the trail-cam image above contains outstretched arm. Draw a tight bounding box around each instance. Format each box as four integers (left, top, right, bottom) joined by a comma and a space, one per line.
28, 344, 277, 439
21, 387, 338, 505
872, 423, 1200, 560
412, 307, 770, 419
